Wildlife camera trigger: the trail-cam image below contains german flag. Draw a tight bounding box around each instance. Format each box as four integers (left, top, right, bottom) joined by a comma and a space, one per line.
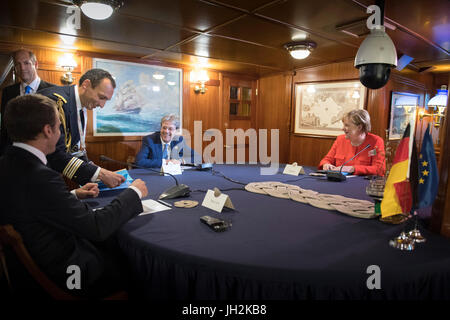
381, 124, 413, 218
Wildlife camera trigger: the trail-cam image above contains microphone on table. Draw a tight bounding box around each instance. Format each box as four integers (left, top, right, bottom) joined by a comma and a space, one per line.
99, 155, 190, 200
182, 163, 213, 171
326, 144, 371, 182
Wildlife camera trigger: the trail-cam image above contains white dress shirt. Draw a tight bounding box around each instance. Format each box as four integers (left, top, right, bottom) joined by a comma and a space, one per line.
20, 76, 41, 95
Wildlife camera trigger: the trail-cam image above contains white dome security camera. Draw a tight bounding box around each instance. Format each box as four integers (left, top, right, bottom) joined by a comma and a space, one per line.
354, 26, 397, 89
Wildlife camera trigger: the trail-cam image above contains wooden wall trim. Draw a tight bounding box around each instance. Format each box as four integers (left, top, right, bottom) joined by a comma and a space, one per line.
431, 74, 450, 237
390, 73, 427, 91
77, 50, 187, 70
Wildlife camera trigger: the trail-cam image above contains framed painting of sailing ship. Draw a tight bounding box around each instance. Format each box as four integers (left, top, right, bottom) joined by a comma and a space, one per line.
92, 58, 182, 136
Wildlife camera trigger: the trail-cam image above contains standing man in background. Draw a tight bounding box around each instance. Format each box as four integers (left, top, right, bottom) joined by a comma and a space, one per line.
0, 49, 54, 155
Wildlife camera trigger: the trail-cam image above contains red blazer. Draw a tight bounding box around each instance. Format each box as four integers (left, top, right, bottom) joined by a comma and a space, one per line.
318, 133, 385, 176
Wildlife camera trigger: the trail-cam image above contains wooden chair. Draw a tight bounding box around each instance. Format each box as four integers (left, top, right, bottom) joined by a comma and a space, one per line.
0, 224, 128, 300
126, 156, 136, 170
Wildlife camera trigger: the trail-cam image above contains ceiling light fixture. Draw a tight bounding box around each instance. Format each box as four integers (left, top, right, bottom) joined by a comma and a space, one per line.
72, 0, 123, 20
284, 41, 317, 59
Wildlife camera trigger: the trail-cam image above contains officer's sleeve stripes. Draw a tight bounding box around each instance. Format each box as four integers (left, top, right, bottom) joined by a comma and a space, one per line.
62, 157, 83, 179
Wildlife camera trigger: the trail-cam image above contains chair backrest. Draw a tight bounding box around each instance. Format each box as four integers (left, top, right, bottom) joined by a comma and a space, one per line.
0, 224, 78, 300
126, 155, 136, 170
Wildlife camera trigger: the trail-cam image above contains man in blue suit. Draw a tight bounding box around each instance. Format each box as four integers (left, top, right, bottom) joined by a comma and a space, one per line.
135, 114, 197, 168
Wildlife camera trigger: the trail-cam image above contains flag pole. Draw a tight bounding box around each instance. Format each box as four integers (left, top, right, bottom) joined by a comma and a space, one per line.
407, 123, 430, 244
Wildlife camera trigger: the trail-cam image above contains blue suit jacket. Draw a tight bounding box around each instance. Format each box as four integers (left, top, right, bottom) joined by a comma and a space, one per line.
135, 132, 197, 168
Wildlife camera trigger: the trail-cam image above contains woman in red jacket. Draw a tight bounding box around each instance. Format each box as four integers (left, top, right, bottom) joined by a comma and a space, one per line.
318, 109, 385, 176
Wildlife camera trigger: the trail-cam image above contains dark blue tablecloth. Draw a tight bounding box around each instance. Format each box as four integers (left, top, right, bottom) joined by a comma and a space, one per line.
95, 165, 450, 300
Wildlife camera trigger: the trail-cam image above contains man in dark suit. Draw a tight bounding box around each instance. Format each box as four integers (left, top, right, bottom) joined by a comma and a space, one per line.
0, 49, 54, 155
38, 69, 125, 188
0, 94, 148, 298
135, 114, 198, 168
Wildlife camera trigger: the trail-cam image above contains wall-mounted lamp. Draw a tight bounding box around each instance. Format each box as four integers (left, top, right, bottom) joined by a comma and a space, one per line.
352, 90, 360, 99
420, 85, 448, 127
72, 0, 123, 20
57, 53, 77, 84
284, 41, 317, 59
190, 69, 209, 94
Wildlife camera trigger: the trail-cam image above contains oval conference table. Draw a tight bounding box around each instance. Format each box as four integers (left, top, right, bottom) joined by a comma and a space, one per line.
93, 164, 450, 300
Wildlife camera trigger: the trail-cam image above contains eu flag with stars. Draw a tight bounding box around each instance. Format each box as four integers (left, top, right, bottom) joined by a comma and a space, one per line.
417, 125, 439, 208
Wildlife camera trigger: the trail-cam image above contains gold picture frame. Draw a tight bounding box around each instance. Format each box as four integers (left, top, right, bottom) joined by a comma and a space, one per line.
294, 80, 366, 137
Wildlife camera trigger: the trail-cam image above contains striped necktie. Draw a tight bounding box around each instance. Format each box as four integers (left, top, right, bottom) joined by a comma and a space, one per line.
162, 143, 169, 160
25, 85, 32, 94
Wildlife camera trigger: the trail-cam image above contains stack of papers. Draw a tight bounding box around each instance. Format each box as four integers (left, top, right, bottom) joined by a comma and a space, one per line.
140, 199, 172, 215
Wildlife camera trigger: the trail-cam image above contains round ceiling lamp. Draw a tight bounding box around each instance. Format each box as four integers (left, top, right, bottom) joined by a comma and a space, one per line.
73, 0, 123, 20
284, 41, 317, 59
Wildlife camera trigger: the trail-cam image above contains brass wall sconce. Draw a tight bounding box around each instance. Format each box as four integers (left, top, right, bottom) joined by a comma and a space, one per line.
419, 107, 446, 127
420, 85, 448, 127
57, 53, 77, 85
190, 69, 209, 94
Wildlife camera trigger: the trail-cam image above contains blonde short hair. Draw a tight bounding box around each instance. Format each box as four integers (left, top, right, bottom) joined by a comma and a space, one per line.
344, 109, 371, 133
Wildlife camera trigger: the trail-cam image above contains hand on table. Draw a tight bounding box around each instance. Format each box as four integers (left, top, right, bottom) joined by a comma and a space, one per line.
75, 183, 99, 199
337, 165, 355, 173
98, 168, 126, 188
323, 163, 338, 171
131, 179, 148, 198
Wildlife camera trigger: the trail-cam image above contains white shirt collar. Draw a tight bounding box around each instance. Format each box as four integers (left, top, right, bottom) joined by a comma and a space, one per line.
74, 85, 83, 112
12, 142, 47, 165
160, 136, 171, 147
21, 76, 41, 94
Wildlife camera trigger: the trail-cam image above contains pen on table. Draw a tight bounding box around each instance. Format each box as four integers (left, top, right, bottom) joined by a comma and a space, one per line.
157, 199, 172, 207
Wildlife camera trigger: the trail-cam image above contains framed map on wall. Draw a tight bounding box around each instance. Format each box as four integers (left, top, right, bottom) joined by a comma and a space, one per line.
92, 58, 182, 136
294, 81, 366, 137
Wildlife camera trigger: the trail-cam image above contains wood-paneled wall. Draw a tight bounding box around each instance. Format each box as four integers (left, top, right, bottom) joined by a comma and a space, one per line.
257, 73, 292, 164
431, 74, 450, 237
258, 60, 435, 168
2, 43, 450, 237
0, 44, 257, 170
0, 44, 441, 170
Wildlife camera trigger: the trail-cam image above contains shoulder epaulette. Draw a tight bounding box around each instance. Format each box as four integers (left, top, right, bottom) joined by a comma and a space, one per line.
53, 93, 67, 104
53, 93, 71, 152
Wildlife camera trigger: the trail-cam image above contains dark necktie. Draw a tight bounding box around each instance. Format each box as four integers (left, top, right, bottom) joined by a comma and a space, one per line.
25, 85, 32, 94
80, 109, 85, 131
162, 143, 169, 160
